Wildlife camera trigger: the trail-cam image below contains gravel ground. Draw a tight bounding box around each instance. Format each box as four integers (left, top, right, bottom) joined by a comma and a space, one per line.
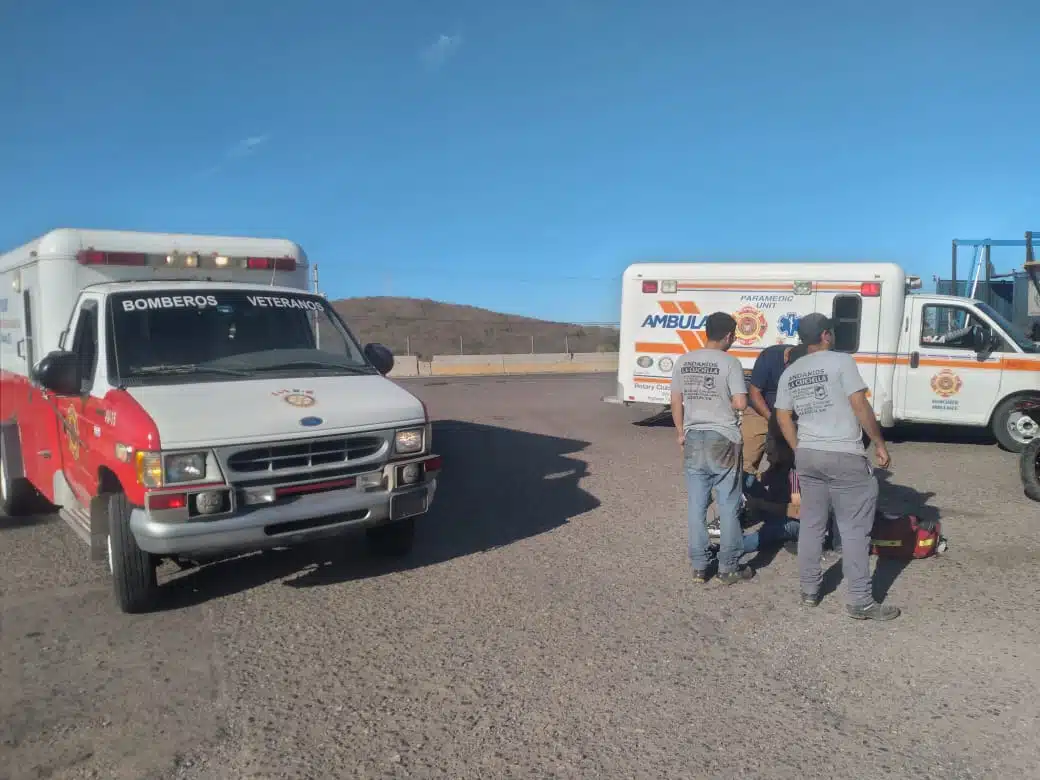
2, 373, 1038, 780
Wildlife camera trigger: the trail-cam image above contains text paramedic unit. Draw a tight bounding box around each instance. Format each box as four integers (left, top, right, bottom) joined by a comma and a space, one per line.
0, 228, 441, 614
609, 260, 1040, 454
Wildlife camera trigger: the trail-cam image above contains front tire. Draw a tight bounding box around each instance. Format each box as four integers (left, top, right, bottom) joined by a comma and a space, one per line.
992, 396, 1040, 453
104, 492, 160, 613
365, 517, 416, 557
0, 439, 36, 517
1020, 437, 1040, 503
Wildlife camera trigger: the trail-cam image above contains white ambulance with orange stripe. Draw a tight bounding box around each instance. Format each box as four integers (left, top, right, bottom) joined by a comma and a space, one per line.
609, 261, 1040, 452
0, 228, 440, 613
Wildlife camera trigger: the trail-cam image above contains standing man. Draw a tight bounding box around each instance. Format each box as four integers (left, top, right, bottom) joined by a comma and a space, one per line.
743, 342, 796, 480
773, 313, 898, 620
671, 312, 754, 585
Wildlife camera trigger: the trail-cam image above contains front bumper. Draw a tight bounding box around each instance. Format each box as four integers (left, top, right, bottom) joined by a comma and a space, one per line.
129, 460, 438, 558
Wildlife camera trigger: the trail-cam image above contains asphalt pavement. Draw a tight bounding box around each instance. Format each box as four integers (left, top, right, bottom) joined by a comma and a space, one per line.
2, 373, 1038, 779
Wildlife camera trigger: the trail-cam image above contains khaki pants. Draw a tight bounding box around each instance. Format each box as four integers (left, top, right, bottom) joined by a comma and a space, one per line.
741, 407, 770, 476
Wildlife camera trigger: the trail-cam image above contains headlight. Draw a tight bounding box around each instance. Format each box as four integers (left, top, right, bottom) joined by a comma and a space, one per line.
134, 451, 209, 487
135, 451, 163, 488
394, 428, 424, 454
164, 452, 207, 483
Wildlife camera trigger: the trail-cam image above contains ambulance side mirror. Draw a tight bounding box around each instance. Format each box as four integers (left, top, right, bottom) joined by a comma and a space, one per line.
970, 325, 989, 353
364, 343, 394, 375
31, 350, 82, 396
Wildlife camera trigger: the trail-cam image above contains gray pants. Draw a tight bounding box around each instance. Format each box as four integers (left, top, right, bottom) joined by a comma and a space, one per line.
794, 448, 878, 608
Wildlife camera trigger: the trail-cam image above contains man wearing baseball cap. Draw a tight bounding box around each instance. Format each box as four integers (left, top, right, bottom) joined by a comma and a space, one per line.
773, 312, 899, 620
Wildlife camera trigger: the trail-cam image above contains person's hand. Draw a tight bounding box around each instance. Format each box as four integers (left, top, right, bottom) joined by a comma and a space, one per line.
874, 442, 891, 469
677, 431, 685, 448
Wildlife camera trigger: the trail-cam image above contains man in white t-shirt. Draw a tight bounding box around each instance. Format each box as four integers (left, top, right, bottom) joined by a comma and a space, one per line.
670, 311, 752, 585
774, 312, 899, 621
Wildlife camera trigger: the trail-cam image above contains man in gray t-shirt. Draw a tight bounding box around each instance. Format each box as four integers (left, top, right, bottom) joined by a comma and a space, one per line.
774, 312, 898, 621
670, 312, 752, 585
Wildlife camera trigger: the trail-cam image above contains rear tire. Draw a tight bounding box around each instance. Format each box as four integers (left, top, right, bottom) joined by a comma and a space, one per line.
365, 517, 416, 557
104, 491, 160, 613
992, 396, 1040, 453
1020, 437, 1040, 503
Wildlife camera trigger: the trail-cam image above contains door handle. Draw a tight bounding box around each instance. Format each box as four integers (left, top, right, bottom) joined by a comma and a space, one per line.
909, 351, 920, 369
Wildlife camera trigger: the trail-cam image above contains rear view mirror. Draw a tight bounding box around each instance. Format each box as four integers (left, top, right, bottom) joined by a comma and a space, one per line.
31, 350, 82, 395
364, 343, 394, 375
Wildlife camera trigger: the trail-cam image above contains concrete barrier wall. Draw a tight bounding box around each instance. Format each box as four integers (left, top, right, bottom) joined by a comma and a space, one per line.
419, 353, 619, 377
387, 355, 420, 378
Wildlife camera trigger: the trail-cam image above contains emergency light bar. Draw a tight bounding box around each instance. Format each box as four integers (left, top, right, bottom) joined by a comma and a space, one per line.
77, 249, 296, 272
77, 250, 147, 266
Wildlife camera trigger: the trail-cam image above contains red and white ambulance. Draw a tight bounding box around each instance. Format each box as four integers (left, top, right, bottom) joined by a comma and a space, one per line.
0, 228, 440, 613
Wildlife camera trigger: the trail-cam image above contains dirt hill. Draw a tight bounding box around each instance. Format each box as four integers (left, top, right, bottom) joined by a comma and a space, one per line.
330, 297, 619, 359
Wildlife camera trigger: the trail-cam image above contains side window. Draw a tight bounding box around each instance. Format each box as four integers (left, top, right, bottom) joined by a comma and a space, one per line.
919, 305, 999, 351
831, 295, 861, 353
70, 301, 99, 391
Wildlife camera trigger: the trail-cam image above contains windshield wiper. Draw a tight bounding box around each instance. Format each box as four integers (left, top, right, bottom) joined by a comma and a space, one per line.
129, 363, 254, 377
249, 360, 376, 374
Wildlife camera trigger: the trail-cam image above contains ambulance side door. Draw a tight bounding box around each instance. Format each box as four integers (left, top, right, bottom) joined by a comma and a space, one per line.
898, 298, 1003, 424
53, 296, 103, 503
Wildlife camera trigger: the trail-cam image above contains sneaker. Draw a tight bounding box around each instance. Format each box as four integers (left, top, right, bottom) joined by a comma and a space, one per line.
692, 569, 709, 583
846, 602, 901, 621
716, 565, 754, 585
801, 591, 820, 607
783, 540, 799, 556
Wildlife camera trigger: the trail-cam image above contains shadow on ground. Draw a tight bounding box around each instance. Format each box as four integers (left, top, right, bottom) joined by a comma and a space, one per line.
157, 420, 599, 610
820, 468, 942, 602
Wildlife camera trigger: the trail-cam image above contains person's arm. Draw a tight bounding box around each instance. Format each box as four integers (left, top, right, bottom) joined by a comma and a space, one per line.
670, 360, 685, 447
748, 384, 770, 418
727, 359, 748, 411
775, 408, 799, 452
840, 355, 891, 468
848, 390, 890, 468
671, 388, 684, 446
773, 371, 798, 452
746, 352, 773, 418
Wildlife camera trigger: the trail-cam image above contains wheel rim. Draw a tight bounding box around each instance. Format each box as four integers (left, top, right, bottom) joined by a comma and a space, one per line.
107, 535, 113, 574
0, 456, 7, 504
1006, 411, 1039, 445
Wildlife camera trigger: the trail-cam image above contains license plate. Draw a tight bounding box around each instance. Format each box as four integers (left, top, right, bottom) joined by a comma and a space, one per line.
390, 489, 427, 520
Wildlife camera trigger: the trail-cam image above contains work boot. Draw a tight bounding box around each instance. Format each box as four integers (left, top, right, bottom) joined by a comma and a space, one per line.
846, 602, 901, 621
716, 565, 754, 585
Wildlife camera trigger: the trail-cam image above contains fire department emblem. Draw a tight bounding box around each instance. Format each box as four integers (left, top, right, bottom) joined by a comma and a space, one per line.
930, 369, 962, 398
63, 405, 81, 460
273, 388, 316, 408
733, 305, 768, 346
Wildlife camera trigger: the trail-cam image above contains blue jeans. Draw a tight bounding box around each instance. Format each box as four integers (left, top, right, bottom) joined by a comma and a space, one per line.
743, 515, 801, 553
684, 428, 743, 573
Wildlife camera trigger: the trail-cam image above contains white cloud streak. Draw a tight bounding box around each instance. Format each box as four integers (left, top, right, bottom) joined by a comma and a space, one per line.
196, 134, 271, 178
420, 34, 462, 70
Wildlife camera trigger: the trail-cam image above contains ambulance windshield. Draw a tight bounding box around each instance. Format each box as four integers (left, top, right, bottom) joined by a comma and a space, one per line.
106, 290, 373, 384
976, 302, 1037, 353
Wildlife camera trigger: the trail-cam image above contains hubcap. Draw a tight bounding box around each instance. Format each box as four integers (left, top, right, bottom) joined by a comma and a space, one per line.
1007, 411, 1040, 445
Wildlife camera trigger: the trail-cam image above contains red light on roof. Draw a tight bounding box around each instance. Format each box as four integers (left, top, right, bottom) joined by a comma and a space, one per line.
860, 282, 882, 297
148, 492, 187, 511
77, 250, 147, 266
642, 280, 659, 293
246, 256, 296, 271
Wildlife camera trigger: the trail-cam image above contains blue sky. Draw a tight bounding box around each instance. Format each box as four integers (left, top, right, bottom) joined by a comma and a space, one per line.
1, 0, 1037, 324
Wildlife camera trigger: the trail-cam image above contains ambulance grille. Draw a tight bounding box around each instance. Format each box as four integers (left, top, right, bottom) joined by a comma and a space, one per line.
226, 436, 385, 475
